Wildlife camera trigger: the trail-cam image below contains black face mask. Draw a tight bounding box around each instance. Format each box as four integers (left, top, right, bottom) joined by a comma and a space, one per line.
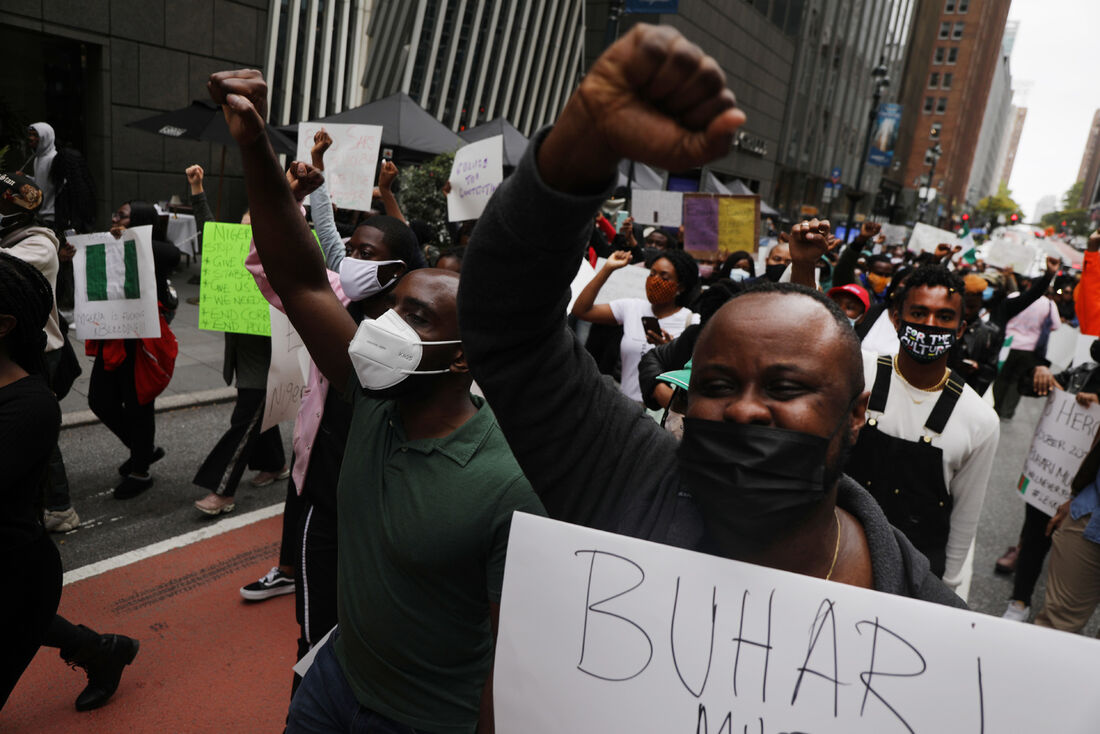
897, 320, 956, 364
1090, 339, 1100, 365
764, 263, 787, 282
677, 414, 850, 551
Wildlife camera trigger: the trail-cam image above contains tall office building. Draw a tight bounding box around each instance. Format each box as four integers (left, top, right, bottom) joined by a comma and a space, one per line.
964, 35, 1014, 204
1074, 110, 1100, 211
1, 0, 270, 224
893, 0, 1012, 225
595, 1, 803, 200
997, 106, 1027, 189
772, 0, 919, 220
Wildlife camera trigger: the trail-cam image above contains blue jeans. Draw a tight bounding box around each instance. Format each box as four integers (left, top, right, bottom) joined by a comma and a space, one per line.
287, 632, 425, 734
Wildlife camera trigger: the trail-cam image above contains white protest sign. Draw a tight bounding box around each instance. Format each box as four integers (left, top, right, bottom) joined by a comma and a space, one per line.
297, 122, 382, 212
262, 306, 310, 432
568, 257, 597, 313
1044, 322, 1079, 370
984, 238, 1038, 274
496, 513, 1100, 733
1018, 388, 1100, 516
880, 223, 908, 245
590, 258, 650, 305
1072, 331, 1097, 368
631, 189, 683, 227
70, 225, 161, 340
447, 135, 503, 222
905, 222, 956, 253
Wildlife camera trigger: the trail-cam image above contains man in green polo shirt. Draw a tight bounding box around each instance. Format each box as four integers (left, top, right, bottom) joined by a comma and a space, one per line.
208, 71, 545, 733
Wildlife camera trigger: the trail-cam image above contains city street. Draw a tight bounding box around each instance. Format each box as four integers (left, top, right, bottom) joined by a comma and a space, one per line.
1, 375, 1096, 731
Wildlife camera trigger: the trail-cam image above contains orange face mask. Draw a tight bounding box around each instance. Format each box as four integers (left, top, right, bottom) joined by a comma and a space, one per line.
646, 274, 679, 304
866, 272, 890, 294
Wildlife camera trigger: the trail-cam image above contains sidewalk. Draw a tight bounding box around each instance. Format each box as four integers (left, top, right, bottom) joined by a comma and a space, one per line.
1, 512, 296, 732
61, 260, 237, 426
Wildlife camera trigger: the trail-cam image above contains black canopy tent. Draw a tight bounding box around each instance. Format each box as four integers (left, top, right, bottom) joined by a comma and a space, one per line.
280, 92, 464, 161
126, 100, 296, 219
458, 118, 529, 168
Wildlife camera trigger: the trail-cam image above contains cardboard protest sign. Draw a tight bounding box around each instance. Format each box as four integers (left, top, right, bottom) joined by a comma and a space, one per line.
447, 135, 503, 221
496, 513, 1100, 733
70, 225, 161, 340
262, 306, 310, 432
717, 196, 759, 253
631, 189, 682, 227
879, 223, 909, 245
1018, 388, 1100, 516
682, 193, 760, 258
297, 122, 383, 212
198, 222, 271, 336
589, 258, 650, 305
905, 222, 956, 253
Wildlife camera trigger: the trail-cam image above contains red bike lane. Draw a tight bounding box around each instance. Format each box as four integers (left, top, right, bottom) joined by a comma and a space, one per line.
2, 514, 298, 733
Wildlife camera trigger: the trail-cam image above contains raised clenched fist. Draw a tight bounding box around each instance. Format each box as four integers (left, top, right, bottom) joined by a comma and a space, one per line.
207, 69, 268, 146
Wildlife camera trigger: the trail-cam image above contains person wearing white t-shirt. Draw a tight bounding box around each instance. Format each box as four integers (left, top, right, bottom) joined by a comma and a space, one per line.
844, 265, 999, 599
572, 248, 698, 402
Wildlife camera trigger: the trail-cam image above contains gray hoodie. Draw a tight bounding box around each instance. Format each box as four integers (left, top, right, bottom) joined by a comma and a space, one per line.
28, 122, 57, 220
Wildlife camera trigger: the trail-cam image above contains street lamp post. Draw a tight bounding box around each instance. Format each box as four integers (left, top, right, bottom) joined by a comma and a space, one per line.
844, 61, 890, 242
918, 142, 943, 224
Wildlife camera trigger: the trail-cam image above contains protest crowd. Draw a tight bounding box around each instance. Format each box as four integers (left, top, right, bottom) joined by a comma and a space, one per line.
6, 20, 1100, 733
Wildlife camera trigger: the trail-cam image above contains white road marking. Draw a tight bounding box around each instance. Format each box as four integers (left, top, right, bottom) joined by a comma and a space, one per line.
63, 503, 284, 586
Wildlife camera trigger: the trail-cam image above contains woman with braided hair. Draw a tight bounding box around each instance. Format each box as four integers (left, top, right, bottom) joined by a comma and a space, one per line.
0, 252, 140, 713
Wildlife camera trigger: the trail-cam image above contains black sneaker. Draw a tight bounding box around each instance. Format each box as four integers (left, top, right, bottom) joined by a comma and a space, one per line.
240, 566, 296, 601
113, 474, 154, 500
118, 446, 166, 477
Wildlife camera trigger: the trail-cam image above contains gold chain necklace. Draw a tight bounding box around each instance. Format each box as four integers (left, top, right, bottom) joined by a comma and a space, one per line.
893, 355, 950, 393
826, 509, 841, 581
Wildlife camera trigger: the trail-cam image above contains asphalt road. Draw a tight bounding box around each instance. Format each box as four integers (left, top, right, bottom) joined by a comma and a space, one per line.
55, 401, 292, 572
55, 388, 1099, 634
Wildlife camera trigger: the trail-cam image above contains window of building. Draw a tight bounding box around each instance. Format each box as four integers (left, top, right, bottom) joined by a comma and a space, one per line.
942, 72, 953, 89
924, 150, 935, 165
958, 0, 969, 12
934, 47, 945, 64
947, 47, 958, 64
931, 122, 943, 138
952, 22, 964, 39
945, 0, 955, 11
936, 97, 948, 114
929, 72, 940, 88
939, 22, 950, 39
924, 96, 934, 114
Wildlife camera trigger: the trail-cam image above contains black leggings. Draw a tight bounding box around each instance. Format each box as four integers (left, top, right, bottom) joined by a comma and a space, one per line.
1, 533, 62, 710
1012, 502, 1055, 605
88, 344, 155, 474
192, 388, 285, 498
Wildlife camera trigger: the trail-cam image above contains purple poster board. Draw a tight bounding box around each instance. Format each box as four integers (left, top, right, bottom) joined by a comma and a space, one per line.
683, 194, 719, 256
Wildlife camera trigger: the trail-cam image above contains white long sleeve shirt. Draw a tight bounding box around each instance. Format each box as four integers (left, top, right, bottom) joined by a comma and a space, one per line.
860, 351, 1000, 591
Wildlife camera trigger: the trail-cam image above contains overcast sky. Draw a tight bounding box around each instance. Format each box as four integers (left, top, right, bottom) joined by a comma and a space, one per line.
1005, 0, 1100, 220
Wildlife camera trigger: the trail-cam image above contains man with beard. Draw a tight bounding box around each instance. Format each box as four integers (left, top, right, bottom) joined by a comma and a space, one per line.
457, 24, 961, 606
207, 70, 545, 732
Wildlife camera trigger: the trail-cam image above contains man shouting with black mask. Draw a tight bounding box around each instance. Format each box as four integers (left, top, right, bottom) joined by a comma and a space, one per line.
845, 265, 999, 599
458, 24, 962, 608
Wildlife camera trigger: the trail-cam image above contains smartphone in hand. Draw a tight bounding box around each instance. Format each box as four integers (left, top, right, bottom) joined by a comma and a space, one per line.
641, 316, 661, 335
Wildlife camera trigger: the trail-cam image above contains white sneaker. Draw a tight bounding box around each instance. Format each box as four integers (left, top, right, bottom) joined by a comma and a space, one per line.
44, 507, 80, 533
1001, 600, 1030, 622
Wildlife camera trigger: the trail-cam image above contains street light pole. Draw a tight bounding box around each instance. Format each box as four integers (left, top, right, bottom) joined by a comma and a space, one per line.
844, 61, 889, 242
918, 142, 943, 224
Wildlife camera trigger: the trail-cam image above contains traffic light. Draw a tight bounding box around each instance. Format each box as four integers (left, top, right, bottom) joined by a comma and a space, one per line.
961, 213, 969, 222
1010, 213, 1019, 222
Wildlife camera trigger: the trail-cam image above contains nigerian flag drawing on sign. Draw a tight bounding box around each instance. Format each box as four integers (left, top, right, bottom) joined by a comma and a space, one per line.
67, 224, 161, 341
84, 239, 141, 300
